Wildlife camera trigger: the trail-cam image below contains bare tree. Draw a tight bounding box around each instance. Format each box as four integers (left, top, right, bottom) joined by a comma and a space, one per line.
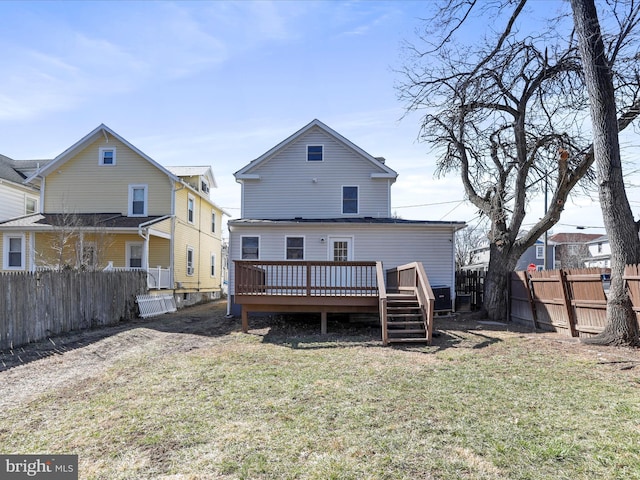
397, 0, 640, 321
570, 0, 640, 346
456, 223, 487, 269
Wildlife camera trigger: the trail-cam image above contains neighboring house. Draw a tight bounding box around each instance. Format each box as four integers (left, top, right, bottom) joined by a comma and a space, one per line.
515, 238, 557, 271
548, 232, 602, 269
228, 119, 465, 318
0, 124, 228, 306
584, 235, 611, 268
0, 154, 47, 221
463, 237, 556, 271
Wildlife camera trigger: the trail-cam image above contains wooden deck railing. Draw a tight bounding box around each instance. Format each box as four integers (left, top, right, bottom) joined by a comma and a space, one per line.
234, 260, 380, 297
376, 262, 388, 345
386, 262, 435, 342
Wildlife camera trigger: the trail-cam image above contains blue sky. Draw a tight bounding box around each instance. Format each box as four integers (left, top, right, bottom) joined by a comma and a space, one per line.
0, 0, 618, 236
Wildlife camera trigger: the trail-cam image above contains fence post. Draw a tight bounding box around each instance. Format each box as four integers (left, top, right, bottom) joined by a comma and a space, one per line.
559, 269, 578, 337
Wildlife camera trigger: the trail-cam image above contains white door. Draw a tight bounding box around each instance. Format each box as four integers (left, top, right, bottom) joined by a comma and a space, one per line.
329, 237, 353, 292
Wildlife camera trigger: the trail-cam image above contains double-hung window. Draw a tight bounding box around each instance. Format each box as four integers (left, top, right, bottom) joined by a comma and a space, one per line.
4, 234, 25, 270
241, 236, 259, 260
342, 186, 358, 214
25, 197, 37, 215
211, 211, 216, 233
126, 242, 143, 269
187, 247, 194, 275
286, 237, 304, 260
536, 245, 544, 259
99, 147, 116, 166
210, 253, 216, 277
128, 185, 147, 217
187, 195, 195, 224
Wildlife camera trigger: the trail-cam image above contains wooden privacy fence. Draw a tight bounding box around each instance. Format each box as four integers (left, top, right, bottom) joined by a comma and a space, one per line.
509, 267, 627, 338
0, 270, 147, 350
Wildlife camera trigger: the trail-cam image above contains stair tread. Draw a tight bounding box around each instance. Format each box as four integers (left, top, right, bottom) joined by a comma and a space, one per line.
388, 329, 427, 334
387, 321, 424, 326
388, 337, 430, 343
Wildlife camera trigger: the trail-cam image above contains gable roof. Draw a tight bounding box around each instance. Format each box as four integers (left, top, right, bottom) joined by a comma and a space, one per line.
0, 154, 24, 184
25, 124, 179, 183
0, 213, 169, 230
234, 119, 398, 181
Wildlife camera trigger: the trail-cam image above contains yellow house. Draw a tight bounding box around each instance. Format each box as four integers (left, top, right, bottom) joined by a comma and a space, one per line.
0, 124, 228, 307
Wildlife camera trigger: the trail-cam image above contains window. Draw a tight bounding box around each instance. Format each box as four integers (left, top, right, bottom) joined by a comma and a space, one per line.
201, 180, 210, 194
4, 234, 25, 270
536, 245, 544, 259
597, 242, 603, 253
187, 247, 194, 276
241, 236, 259, 260
25, 197, 37, 215
286, 237, 304, 259
99, 147, 116, 166
210, 253, 216, 277
81, 242, 97, 269
187, 195, 195, 224
211, 211, 216, 233
128, 185, 147, 217
127, 242, 143, 268
342, 186, 358, 214
307, 145, 323, 161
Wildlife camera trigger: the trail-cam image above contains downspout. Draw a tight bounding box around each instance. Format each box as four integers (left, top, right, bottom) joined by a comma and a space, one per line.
226, 222, 232, 316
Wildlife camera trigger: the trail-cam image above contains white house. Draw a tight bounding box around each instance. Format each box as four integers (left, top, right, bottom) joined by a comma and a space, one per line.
227, 119, 465, 318
0, 154, 45, 221
584, 235, 611, 268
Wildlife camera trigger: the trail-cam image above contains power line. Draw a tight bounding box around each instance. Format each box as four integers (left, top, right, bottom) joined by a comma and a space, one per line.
393, 199, 465, 209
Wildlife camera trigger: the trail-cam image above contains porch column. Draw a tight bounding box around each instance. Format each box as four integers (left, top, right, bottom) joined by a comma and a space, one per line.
321, 311, 327, 335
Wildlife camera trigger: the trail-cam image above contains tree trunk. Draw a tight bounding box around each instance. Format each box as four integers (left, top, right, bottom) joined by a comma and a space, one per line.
482, 244, 520, 322
571, 0, 640, 346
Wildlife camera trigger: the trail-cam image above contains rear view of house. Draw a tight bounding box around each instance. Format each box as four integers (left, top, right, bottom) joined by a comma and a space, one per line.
228, 119, 465, 340
0, 125, 227, 306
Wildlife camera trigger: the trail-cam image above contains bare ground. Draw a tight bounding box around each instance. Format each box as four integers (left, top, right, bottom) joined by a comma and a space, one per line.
2, 301, 640, 413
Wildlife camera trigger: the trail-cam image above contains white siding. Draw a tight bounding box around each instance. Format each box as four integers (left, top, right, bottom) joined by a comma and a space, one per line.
228, 223, 457, 296
242, 127, 391, 219
0, 183, 39, 221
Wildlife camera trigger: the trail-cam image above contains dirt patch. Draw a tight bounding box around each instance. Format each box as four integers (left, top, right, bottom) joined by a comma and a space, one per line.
2, 304, 639, 413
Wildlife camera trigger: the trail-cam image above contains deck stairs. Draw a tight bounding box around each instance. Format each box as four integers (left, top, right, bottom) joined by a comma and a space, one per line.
385, 292, 429, 343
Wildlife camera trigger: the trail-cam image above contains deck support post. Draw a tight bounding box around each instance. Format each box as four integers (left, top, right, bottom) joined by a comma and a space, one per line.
321, 311, 327, 335
242, 308, 249, 333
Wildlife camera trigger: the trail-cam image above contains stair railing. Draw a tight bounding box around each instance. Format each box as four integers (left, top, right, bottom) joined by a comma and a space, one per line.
376, 261, 388, 345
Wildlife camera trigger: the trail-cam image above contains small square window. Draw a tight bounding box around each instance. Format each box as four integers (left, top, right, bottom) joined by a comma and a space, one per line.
99, 147, 116, 165
307, 145, 323, 161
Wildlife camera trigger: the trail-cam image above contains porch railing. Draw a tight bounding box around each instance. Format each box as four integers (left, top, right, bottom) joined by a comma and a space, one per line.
234, 260, 380, 297
103, 263, 172, 290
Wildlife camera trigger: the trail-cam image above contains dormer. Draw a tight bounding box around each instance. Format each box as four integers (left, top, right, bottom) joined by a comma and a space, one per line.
166, 166, 217, 198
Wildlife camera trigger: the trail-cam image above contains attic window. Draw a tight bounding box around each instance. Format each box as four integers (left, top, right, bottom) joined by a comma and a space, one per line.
307, 145, 323, 162
201, 180, 210, 194
99, 147, 116, 166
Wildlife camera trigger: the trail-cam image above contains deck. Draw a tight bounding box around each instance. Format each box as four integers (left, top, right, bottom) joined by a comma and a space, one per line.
234, 260, 435, 343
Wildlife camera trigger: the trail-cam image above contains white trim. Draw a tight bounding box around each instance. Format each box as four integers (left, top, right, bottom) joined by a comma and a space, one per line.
3, 233, 26, 270
341, 185, 359, 215
99, 146, 116, 166
187, 193, 195, 225
535, 245, 544, 259
125, 241, 145, 269
128, 184, 148, 217
148, 228, 171, 240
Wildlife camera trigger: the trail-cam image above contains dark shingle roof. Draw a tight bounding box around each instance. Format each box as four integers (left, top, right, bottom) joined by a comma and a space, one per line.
0, 213, 167, 229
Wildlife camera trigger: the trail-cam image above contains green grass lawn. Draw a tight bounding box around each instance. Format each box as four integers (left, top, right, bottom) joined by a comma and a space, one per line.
2, 311, 639, 479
